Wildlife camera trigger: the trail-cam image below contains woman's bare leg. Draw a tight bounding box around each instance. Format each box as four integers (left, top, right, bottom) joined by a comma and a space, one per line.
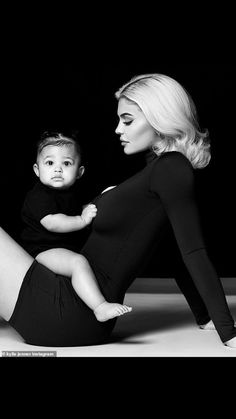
0, 227, 34, 321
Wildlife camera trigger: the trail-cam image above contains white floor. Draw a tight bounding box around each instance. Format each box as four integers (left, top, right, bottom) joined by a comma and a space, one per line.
0, 290, 235, 358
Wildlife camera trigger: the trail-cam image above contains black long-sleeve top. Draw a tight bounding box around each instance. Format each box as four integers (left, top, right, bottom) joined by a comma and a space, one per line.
81, 151, 217, 301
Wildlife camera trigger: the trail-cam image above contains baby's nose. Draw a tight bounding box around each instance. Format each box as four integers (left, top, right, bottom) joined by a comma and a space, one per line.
54, 165, 62, 172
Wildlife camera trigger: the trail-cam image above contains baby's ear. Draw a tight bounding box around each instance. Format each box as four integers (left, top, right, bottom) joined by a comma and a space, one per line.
77, 165, 85, 179
33, 163, 39, 177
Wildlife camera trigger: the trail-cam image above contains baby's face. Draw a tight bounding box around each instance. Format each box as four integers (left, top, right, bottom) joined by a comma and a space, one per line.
34, 144, 81, 189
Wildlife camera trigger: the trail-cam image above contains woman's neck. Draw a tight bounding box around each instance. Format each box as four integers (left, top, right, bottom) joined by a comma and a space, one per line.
144, 148, 158, 164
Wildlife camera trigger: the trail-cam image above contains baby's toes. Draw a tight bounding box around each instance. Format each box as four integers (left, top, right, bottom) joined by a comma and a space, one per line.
119, 305, 132, 315
115, 306, 124, 316
124, 305, 132, 312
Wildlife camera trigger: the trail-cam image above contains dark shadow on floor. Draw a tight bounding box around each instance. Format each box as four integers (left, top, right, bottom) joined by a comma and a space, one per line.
110, 301, 236, 344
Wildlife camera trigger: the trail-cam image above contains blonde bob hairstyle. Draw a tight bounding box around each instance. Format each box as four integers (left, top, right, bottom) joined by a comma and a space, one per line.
115, 74, 211, 169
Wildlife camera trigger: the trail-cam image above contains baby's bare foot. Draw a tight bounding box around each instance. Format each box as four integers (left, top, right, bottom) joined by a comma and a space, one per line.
94, 302, 132, 322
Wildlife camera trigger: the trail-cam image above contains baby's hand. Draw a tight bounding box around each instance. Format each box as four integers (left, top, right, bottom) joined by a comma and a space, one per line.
81, 204, 97, 225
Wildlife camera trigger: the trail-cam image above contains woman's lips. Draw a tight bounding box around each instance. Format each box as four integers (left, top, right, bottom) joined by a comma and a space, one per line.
120, 139, 129, 146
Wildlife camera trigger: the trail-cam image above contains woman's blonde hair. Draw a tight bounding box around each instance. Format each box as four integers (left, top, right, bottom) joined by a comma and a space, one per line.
115, 74, 211, 169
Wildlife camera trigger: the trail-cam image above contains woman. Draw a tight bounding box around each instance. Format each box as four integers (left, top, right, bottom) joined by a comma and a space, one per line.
0, 73, 235, 348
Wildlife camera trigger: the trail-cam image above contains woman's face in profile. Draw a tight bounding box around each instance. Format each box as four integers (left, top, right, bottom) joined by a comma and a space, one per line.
115, 97, 158, 155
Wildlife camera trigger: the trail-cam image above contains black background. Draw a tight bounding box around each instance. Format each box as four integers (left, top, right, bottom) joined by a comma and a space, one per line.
1, 14, 235, 277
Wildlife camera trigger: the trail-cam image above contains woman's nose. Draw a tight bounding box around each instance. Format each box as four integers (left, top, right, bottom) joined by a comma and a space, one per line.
115, 121, 123, 135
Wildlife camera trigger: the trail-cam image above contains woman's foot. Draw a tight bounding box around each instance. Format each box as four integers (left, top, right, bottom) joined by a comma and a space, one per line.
224, 337, 236, 348
94, 302, 132, 322
199, 320, 215, 330
199, 320, 236, 330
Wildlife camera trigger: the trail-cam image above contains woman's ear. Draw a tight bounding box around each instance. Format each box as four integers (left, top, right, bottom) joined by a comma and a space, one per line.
33, 163, 40, 178
155, 131, 165, 140
77, 165, 85, 179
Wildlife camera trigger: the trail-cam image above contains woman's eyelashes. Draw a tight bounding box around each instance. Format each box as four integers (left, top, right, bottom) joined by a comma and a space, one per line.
123, 120, 133, 126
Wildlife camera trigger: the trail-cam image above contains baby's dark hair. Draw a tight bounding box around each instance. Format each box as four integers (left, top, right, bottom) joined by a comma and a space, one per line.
36, 130, 83, 162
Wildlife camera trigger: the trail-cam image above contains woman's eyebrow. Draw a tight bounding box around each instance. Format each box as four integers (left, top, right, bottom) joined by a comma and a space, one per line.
119, 112, 133, 118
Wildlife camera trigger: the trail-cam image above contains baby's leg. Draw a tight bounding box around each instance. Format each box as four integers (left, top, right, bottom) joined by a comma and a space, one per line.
36, 249, 132, 322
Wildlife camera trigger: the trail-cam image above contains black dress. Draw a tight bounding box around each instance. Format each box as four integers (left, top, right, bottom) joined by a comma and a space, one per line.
9, 151, 236, 346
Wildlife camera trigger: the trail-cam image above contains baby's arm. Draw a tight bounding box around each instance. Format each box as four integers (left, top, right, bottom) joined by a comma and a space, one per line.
40, 204, 97, 233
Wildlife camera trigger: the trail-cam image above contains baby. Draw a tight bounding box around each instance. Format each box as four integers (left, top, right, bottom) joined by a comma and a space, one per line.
21, 131, 132, 322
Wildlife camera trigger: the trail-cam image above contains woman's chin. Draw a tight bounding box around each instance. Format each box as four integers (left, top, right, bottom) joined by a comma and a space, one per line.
123, 146, 134, 155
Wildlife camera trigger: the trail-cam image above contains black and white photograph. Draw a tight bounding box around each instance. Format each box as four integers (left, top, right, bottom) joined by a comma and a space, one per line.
0, 14, 235, 357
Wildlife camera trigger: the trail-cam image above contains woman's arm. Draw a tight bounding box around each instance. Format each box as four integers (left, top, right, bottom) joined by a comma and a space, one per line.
149, 153, 211, 325
149, 152, 205, 255
149, 152, 218, 287
149, 152, 234, 341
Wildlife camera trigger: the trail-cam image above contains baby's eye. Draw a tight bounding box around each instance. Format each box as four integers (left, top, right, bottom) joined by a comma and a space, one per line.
64, 161, 72, 166
45, 160, 54, 166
